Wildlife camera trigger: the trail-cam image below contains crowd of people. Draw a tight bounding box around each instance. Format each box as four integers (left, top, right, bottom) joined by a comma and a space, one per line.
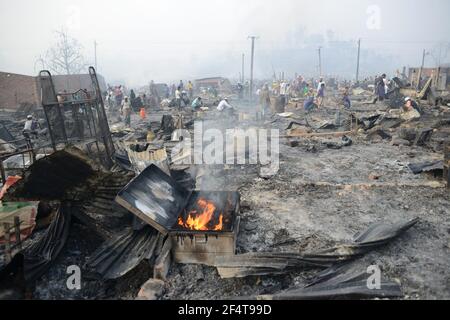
253, 75, 353, 114
104, 79, 215, 126
19, 71, 422, 146
97, 71, 419, 129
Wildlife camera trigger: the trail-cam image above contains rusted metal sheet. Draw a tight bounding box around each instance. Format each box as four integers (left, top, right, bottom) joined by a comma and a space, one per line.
172, 216, 240, 266
115, 165, 190, 235
85, 226, 161, 280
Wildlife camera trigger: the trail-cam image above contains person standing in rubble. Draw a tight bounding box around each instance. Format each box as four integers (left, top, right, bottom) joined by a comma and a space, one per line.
186, 81, 194, 99
373, 75, 379, 95
259, 83, 271, 117
304, 89, 317, 113
180, 90, 189, 108
121, 96, 132, 127
279, 81, 288, 110
303, 83, 310, 97
237, 82, 244, 100
114, 86, 124, 109
383, 74, 390, 96
376, 74, 387, 101
179, 80, 184, 91
211, 86, 218, 98
23, 115, 39, 139
316, 83, 325, 107
317, 78, 325, 92
175, 86, 182, 111
342, 86, 351, 109
130, 89, 136, 104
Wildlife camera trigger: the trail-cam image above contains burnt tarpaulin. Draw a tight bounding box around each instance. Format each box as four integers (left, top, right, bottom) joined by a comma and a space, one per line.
257, 262, 402, 300
84, 226, 161, 280
216, 218, 419, 278
408, 161, 443, 175
300, 217, 419, 261
20, 203, 71, 283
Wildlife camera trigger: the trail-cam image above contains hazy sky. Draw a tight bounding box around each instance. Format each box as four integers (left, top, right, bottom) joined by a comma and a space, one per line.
1, 0, 449, 85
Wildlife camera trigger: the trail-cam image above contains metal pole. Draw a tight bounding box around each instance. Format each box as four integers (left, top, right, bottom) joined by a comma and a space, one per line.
438, 42, 442, 67
241, 53, 245, 83
248, 36, 258, 103
318, 47, 322, 77
356, 39, 361, 83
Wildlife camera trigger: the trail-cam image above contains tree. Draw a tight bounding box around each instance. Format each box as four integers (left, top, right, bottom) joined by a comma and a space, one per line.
430, 42, 450, 67
44, 28, 88, 75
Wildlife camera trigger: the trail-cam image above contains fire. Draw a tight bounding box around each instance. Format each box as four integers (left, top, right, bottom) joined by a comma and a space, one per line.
178, 198, 224, 231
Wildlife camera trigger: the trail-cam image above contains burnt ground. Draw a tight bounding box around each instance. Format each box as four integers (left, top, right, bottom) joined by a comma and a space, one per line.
162, 99, 450, 300
25, 97, 450, 300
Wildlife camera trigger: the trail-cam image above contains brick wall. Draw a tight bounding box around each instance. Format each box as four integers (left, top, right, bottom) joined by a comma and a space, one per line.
0, 72, 40, 110
0, 71, 107, 110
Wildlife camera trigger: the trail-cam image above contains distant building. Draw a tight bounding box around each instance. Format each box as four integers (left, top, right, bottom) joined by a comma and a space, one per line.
194, 77, 232, 94
0, 71, 107, 110
408, 67, 450, 91
0, 71, 39, 109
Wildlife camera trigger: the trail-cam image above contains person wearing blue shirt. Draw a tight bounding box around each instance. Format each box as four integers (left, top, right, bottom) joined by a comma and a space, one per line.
304, 89, 317, 113
191, 96, 203, 110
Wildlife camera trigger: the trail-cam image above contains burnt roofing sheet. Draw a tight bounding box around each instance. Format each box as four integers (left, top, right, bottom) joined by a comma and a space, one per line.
115, 164, 190, 234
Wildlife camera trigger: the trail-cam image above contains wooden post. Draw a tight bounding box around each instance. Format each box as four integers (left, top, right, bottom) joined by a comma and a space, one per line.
14, 216, 22, 250
4, 222, 12, 263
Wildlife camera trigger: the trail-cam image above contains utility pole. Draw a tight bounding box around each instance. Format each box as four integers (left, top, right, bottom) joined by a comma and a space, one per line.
248, 36, 258, 103
94, 40, 98, 70
318, 46, 322, 77
438, 42, 443, 67
241, 53, 245, 83
356, 39, 361, 83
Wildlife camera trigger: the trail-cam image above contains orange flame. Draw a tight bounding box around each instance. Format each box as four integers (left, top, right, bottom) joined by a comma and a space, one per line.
178, 198, 224, 231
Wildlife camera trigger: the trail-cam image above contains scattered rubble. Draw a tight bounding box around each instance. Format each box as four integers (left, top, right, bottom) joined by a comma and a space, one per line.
1, 63, 449, 301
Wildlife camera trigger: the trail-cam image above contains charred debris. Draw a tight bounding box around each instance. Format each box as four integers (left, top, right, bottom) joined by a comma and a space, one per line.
0, 66, 449, 300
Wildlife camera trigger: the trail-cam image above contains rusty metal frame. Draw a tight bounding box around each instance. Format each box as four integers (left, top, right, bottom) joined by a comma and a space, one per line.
89, 67, 115, 166
37, 68, 114, 168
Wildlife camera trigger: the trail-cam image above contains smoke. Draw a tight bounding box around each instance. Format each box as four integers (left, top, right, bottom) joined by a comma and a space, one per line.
0, 0, 449, 85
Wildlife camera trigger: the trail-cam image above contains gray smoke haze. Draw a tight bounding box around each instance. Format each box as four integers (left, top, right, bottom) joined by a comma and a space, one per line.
1, 0, 449, 85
